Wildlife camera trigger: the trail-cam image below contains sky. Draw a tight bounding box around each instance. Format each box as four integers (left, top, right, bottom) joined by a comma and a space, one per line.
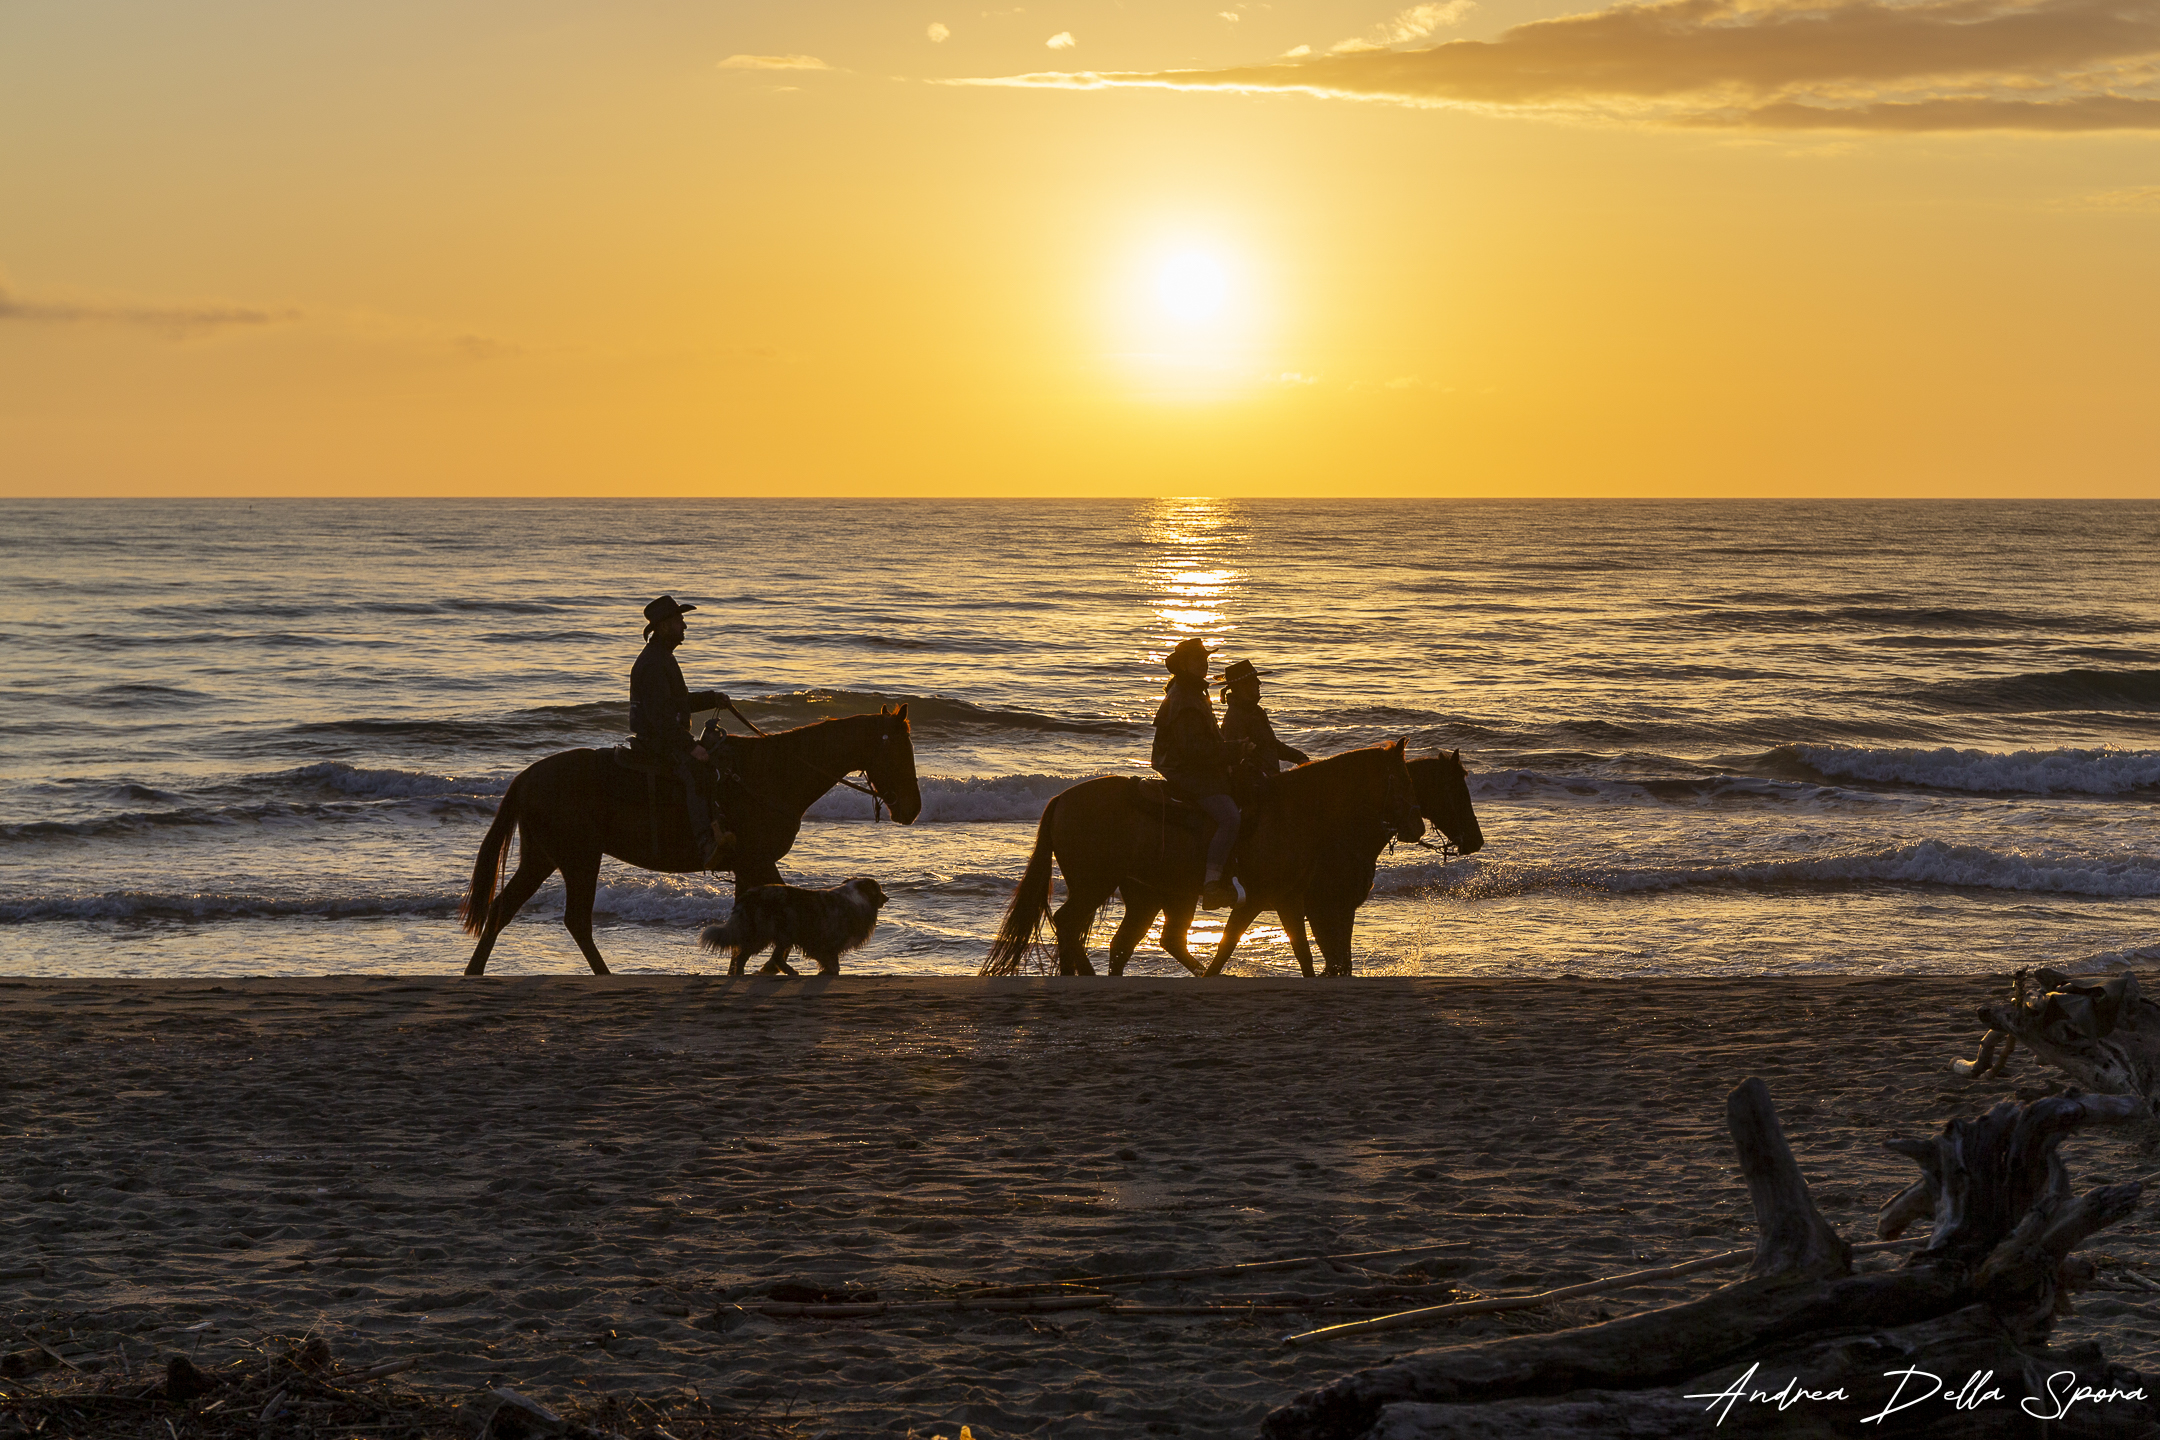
1, 0, 2156, 497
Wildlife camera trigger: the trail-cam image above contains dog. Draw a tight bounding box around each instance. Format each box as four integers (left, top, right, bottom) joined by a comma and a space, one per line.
698, 877, 887, 977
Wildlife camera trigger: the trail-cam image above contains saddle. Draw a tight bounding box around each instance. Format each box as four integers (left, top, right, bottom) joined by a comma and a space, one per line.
1130, 776, 1210, 830
608, 744, 732, 867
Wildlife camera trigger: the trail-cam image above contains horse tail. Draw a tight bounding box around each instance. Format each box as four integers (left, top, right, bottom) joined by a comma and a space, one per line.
459, 776, 523, 936
981, 797, 1059, 976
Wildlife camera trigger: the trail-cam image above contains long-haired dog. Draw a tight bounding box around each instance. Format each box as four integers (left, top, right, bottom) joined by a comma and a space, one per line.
699, 877, 887, 977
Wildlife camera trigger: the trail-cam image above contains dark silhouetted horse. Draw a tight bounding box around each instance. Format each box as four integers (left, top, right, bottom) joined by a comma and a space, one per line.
1100, 749, 1483, 977
460, 707, 919, 975
981, 739, 1424, 978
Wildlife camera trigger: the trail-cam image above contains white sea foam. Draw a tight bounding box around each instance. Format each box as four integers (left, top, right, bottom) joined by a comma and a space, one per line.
288, 761, 511, 800
1377, 839, 2160, 900
803, 773, 1094, 823
1785, 744, 2160, 795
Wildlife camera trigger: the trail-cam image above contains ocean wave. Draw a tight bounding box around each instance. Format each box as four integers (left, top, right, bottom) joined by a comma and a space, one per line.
803, 772, 1088, 823
1911, 668, 2160, 714
1466, 767, 1898, 812
740, 689, 1141, 739
1776, 743, 2160, 796
283, 761, 510, 800
0, 877, 733, 927
1377, 839, 2160, 900
2063, 945, 2160, 975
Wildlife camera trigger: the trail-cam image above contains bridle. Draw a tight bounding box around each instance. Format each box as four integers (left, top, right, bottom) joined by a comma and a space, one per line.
715, 702, 897, 822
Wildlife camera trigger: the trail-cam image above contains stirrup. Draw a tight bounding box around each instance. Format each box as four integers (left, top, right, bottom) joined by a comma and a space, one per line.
703, 830, 737, 869
1200, 877, 1245, 911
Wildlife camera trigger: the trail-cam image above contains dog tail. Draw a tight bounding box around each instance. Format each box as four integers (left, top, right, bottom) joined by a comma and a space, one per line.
698, 910, 746, 954
981, 797, 1058, 976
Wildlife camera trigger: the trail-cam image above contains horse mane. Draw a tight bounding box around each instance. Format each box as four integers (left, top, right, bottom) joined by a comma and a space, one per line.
1270, 741, 1400, 796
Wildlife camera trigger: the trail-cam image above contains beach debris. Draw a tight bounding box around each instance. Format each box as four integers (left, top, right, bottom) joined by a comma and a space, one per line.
1281, 1236, 1923, 1346
1261, 1078, 2157, 1439
1956, 969, 2160, 1115
0, 1329, 802, 1440
161, 1353, 219, 1402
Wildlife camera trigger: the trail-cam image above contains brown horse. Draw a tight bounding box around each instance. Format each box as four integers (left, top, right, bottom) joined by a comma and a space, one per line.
460, 706, 920, 975
1104, 749, 1485, 978
980, 740, 1424, 978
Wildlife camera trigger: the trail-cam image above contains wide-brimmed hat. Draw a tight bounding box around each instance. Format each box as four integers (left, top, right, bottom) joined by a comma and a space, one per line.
1164, 637, 1214, 671
643, 594, 698, 626
1221, 659, 1263, 685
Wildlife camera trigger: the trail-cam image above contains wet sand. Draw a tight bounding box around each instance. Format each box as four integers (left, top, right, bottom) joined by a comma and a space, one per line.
5, 975, 2158, 1438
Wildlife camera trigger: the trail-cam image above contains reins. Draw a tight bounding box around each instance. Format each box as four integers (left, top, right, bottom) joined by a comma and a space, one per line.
713, 702, 890, 822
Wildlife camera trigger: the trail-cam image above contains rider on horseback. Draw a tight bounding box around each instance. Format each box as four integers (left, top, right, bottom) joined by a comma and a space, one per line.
631, 595, 732, 866
1151, 637, 1243, 911
1220, 658, 1307, 799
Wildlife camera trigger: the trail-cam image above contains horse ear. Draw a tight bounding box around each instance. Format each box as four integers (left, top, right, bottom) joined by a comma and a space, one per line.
1451, 748, 1461, 762
895, 703, 908, 721
1387, 737, 1405, 755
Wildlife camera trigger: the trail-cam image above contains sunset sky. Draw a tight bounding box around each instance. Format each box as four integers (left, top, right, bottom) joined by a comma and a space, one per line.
3, 0, 2156, 496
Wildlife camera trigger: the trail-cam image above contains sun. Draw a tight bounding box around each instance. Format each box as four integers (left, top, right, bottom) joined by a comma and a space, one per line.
1155, 252, 1230, 324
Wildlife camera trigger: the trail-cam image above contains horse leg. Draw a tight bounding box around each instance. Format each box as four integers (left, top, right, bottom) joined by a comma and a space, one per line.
1310, 907, 1356, 978
1105, 886, 1159, 977
1200, 900, 1265, 978
558, 851, 611, 976
464, 845, 558, 976
1154, 894, 1205, 977
1280, 910, 1318, 979
1050, 882, 1113, 976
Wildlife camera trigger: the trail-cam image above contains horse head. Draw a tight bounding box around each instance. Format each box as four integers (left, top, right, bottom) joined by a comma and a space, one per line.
1380, 739, 1426, 844
866, 703, 923, 824
1410, 747, 1484, 855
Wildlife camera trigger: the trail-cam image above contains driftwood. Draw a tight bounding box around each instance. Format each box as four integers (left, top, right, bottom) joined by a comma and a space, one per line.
1285, 1239, 1923, 1346
1262, 1078, 2156, 1439
1957, 969, 2160, 1115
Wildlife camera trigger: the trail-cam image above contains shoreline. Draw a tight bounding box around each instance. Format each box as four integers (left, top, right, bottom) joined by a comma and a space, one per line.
8, 975, 2159, 1438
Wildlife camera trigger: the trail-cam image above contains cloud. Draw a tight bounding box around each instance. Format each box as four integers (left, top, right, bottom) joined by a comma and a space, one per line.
1378, 2, 1476, 43
717, 54, 831, 70
1221, 10, 1241, 20
1047, 30, 1076, 49
954, 0, 2160, 131
2066, 182, 2160, 207
928, 21, 951, 41
0, 285, 297, 337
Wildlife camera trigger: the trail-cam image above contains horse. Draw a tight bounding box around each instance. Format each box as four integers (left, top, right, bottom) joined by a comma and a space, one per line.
980, 740, 1425, 978
459, 706, 921, 975
1101, 749, 1485, 978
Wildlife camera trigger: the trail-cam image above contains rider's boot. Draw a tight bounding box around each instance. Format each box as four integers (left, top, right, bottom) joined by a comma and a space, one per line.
1200, 869, 1244, 911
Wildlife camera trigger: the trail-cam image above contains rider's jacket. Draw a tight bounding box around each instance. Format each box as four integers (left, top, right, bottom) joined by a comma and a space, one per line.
1150, 673, 1230, 792
630, 639, 724, 759
1222, 699, 1308, 776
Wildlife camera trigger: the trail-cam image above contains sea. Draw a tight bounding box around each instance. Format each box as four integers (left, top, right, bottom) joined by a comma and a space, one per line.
2, 498, 2156, 981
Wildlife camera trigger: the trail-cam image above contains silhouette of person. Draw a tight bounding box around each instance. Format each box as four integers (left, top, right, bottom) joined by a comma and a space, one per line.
1150, 637, 1243, 909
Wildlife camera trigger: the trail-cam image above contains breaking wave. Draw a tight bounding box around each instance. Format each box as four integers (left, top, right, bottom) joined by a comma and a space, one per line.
1378, 839, 2160, 900
1775, 744, 2160, 796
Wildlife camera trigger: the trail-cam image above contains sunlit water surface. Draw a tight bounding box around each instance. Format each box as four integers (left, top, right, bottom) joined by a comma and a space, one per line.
3, 499, 2156, 980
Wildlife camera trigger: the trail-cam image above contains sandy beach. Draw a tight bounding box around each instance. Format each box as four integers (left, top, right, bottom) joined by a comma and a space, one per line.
6, 974, 2160, 1438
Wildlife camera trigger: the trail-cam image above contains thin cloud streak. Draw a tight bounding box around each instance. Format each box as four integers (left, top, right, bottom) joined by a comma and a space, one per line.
0, 287, 297, 336
718, 54, 832, 70
950, 0, 2160, 131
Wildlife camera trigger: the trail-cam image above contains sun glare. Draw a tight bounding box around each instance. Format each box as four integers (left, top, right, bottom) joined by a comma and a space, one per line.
1156, 252, 1230, 323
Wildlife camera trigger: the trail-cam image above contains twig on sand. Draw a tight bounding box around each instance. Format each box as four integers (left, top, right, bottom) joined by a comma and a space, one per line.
756, 1295, 1113, 1318
1064, 1240, 1476, 1288
1280, 1237, 1922, 1346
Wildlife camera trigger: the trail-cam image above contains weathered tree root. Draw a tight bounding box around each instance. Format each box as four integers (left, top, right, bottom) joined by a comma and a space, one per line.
1957, 969, 2160, 1117
1261, 1079, 2156, 1439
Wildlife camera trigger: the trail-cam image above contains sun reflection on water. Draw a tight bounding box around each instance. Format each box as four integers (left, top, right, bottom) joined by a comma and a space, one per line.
1142, 498, 1246, 658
